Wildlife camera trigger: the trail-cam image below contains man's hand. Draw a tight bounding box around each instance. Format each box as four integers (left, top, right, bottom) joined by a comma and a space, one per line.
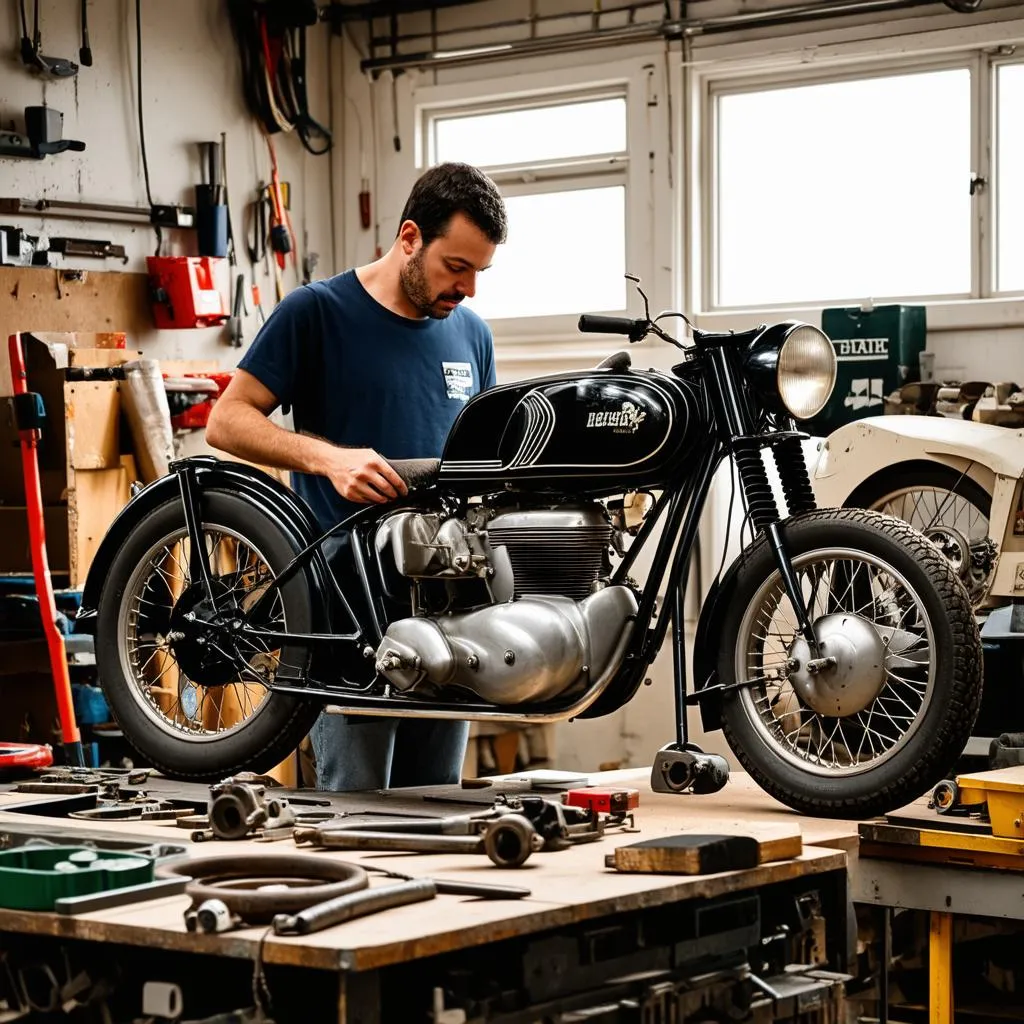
324, 447, 409, 504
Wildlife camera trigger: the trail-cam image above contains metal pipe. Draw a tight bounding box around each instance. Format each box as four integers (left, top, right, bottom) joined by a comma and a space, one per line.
368, 2, 664, 46
359, 0, 949, 74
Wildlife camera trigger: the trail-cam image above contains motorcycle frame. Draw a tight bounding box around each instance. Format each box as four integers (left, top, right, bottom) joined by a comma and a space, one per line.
139, 332, 816, 740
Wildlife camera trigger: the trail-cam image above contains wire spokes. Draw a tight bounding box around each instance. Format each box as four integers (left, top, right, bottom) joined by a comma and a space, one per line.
739, 548, 934, 777
120, 525, 292, 742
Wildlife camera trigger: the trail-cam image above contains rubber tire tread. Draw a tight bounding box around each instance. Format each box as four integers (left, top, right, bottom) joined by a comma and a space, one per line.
718, 507, 983, 819
95, 490, 321, 781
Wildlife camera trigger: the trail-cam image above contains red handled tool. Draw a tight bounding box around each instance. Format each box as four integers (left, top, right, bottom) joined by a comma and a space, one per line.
8, 333, 85, 768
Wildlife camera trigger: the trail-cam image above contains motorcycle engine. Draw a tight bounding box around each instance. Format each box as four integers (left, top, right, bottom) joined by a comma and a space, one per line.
371, 503, 638, 705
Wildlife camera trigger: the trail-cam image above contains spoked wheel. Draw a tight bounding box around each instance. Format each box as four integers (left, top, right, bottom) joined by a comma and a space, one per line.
96, 491, 321, 780
121, 525, 284, 737
718, 508, 982, 818
851, 466, 995, 608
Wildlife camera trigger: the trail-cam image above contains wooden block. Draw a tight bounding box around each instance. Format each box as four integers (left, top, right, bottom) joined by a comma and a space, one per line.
65, 381, 120, 470
606, 828, 803, 876
69, 467, 131, 586
606, 835, 761, 875
68, 348, 141, 368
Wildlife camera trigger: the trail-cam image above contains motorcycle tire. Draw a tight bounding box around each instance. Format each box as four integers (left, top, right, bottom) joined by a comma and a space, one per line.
718, 507, 982, 819
95, 490, 322, 781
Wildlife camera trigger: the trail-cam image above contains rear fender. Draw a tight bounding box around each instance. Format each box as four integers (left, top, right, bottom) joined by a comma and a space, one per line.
76, 456, 332, 631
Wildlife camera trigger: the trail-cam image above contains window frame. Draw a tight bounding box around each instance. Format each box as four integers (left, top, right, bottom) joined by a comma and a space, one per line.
703, 54, 981, 313
414, 60, 657, 341
991, 53, 1024, 297
687, 24, 1024, 335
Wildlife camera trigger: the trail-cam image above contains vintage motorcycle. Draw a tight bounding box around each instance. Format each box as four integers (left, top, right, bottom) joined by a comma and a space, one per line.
75, 279, 983, 818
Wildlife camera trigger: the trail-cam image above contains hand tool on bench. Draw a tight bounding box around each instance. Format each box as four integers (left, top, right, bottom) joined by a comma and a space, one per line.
294, 813, 543, 868
272, 878, 436, 936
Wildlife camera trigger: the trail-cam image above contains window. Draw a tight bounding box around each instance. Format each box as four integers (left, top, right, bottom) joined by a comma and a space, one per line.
712, 66, 972, 308
996, 63, 1024, 293
422, 92, 631, 322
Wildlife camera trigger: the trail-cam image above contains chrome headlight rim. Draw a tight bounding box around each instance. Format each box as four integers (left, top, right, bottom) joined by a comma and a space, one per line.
776, 323, 837, 421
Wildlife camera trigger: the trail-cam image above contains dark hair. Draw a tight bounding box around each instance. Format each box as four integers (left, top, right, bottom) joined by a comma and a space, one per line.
398, 162, 507, 247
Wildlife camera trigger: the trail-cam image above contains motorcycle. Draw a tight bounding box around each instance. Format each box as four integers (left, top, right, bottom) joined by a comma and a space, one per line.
75, 278, 983, 819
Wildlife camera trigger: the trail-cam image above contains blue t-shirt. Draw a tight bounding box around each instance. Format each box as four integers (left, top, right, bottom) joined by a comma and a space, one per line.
237, 269, 495, 531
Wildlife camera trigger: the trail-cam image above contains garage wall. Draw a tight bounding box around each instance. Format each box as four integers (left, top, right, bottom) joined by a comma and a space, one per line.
0, 0, 338, 368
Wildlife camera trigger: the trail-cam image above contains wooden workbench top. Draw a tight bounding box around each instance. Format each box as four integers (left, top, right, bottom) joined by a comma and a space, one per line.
0, 768, 857, 972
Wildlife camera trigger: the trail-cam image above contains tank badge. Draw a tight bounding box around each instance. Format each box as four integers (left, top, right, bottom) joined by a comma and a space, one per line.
586, 401, 647, 434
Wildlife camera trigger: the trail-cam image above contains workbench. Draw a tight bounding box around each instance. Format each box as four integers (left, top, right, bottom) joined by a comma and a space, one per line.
0, 768, 859, 1022
853, 767, 1024, 1024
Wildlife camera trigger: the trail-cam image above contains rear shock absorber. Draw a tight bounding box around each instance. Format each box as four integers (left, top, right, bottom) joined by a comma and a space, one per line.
733, 439, 780, 533
772, 437, 817, 516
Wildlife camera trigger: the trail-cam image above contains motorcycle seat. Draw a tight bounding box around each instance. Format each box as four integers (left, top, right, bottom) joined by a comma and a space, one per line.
389, 458, 440, 491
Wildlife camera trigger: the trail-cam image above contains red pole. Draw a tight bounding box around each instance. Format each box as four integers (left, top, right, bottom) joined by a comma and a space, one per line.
8, 333, 84, 767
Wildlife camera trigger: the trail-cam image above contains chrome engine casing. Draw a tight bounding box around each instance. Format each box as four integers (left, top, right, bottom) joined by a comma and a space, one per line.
371, 501, 633, 704
373, 586, 638, 704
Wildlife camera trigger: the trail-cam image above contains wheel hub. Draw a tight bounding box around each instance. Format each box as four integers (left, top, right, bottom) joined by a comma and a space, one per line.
923, 525, 970, 575
788, 613, 886, 717
168, 580, 241, 686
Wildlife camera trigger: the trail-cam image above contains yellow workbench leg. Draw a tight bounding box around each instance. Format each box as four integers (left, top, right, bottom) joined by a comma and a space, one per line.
930, 911, 954, 1024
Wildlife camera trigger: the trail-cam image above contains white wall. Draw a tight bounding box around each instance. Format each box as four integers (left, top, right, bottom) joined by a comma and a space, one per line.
0, 0, 338, 368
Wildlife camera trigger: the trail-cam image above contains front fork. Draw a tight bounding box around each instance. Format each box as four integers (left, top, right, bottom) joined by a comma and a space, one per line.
734, 435, 820, 652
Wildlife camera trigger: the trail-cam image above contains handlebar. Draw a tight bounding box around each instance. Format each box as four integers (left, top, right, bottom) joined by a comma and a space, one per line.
577, 315, 647, 339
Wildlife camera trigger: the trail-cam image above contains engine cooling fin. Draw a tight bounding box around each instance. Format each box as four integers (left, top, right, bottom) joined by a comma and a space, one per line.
488, 524, 612, 601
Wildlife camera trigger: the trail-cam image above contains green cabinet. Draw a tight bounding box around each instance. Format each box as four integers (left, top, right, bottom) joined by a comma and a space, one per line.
807, 304, 927, 435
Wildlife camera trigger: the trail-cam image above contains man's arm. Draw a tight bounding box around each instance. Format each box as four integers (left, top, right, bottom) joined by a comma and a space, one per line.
206, 369, 407, 504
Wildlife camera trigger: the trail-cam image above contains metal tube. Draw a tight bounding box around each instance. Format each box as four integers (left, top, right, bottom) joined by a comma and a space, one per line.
357, 0, 940, 73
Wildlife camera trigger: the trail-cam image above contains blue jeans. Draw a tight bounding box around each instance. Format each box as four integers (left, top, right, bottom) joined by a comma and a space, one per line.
313, 534, 469, 791
311, 713, 470, 791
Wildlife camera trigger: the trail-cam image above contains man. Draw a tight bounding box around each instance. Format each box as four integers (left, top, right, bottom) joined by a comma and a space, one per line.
205, 162, 508, 791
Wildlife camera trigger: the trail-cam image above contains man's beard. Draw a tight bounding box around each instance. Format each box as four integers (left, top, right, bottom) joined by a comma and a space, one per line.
400, 249, 461, 319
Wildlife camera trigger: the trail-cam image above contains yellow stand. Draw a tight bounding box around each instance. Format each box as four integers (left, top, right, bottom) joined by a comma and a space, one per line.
929, 911, 953, 1024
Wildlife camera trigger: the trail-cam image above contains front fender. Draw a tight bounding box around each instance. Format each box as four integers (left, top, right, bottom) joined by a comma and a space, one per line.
811, 417, 1017, 508
76, 456, 331, 629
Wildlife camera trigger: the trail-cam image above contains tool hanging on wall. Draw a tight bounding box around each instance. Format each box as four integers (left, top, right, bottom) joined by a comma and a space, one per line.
18, 0, 78, 77
0, 108, 85, 161
79, 0, 92, 67
225, 0, 332, 155
195, 140, 228, 258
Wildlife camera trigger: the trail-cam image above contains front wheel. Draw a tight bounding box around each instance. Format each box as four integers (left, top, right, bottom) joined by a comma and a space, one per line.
718, 508, 983, 818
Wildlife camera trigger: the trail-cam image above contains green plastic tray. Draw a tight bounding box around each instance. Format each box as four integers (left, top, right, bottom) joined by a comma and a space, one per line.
0, 845, 154, 911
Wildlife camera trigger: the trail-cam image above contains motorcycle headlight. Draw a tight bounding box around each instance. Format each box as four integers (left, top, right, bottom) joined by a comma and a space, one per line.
744, 322, 837, 421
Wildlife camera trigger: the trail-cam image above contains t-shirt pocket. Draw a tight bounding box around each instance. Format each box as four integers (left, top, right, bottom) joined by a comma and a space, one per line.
442, 361, 474, 402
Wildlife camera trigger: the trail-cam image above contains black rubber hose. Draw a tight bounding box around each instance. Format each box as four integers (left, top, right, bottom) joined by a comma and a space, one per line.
156, 853, 368, 923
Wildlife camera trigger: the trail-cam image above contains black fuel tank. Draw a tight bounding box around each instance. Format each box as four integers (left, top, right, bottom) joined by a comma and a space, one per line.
438, 364, 708, 494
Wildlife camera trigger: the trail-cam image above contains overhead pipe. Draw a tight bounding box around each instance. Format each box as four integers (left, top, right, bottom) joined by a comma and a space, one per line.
357, 0, 970, 74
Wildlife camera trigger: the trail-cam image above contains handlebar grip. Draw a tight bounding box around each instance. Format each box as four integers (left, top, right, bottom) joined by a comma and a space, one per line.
578, 315, 641, 336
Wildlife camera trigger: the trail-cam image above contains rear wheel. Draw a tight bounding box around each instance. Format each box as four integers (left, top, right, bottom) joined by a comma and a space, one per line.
718, 508, 982, 818
96, 491, 321, 780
